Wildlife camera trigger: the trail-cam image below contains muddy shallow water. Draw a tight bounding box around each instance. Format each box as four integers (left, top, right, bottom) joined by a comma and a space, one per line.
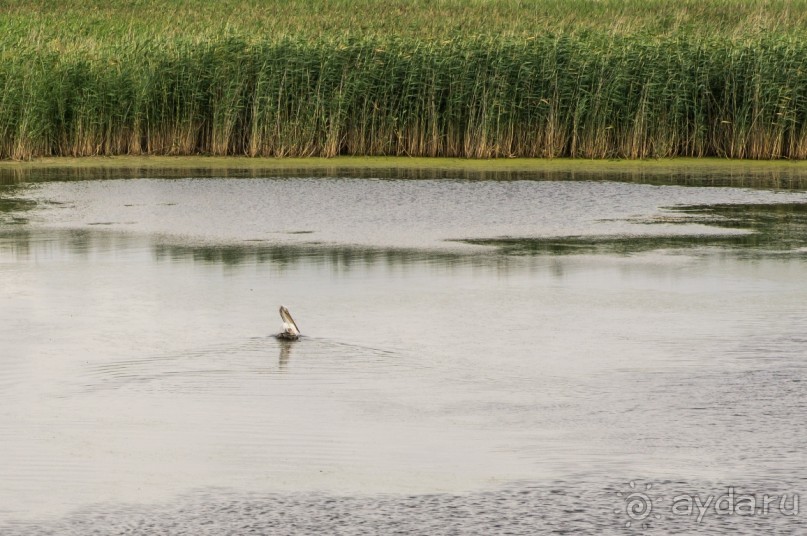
1, 173, 807, 534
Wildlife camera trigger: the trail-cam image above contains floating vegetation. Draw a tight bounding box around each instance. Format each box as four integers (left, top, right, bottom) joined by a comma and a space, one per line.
0, 190, 35, 225
461, 234, 763, 255
461, 203, 807, 255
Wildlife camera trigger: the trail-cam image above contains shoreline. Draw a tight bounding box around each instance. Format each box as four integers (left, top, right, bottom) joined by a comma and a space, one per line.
5, 157, 807, 189
4, 156, 807, 174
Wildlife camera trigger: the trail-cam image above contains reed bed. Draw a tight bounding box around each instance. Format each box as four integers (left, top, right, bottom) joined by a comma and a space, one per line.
2, 1, 807, 159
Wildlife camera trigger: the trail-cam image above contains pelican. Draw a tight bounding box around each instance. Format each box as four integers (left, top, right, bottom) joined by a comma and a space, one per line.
276, 305, 301, 340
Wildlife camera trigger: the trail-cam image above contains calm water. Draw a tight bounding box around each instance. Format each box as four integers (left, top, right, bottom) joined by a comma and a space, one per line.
2, 173, 807, 534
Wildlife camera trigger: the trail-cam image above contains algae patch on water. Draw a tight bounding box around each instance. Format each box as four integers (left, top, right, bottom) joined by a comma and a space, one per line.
460, 203, 807, 255
0, 192, 36, 225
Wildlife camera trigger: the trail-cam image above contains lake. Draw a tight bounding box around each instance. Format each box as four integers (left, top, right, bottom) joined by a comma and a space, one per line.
1, 167, 806, 534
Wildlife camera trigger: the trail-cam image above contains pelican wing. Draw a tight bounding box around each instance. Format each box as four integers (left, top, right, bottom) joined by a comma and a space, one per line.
279, 306, 300, 336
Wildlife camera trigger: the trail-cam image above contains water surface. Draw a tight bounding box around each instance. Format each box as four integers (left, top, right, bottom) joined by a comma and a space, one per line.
1, 173, 806, 534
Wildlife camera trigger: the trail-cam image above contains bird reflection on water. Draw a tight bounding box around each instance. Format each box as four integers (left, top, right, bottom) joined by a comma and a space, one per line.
278, 339, 294, 371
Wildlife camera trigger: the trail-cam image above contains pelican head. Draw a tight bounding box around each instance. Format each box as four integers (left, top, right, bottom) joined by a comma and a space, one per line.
277, 305, 300, 340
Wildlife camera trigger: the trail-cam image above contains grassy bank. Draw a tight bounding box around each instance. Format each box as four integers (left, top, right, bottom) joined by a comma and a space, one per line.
3, 1, 807, 160
5, 155, 807, 172
5, 156, 807, 189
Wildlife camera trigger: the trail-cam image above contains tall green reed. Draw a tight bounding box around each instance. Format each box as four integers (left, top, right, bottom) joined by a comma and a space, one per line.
2, 34, 807, 159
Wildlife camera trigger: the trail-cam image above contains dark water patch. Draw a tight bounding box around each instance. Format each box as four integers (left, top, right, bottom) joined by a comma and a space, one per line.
0, 197, 36, 214
669, 202, 807, 227
461, 202, 807, 255
664, 202, 807, 251
152, 241, 476, 269
461, 234, 760, 255
0, 186, 36, 225
2, 481, 804, 535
